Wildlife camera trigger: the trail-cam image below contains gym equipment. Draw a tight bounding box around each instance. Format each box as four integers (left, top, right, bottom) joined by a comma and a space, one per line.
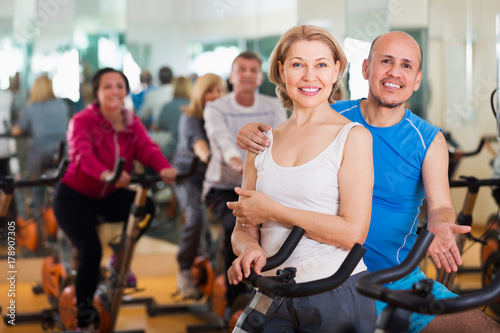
0, 157, 69, 329
56, 158, 199, 333
234, 226, 366, 332
356, 229, 500, 333
2, 158, 197, 332
5, 140, 66, 256
435, 177, 500, 290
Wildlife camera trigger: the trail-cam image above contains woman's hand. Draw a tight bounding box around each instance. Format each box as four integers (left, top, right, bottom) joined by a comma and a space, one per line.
227, 246, 267, 285
227, 187, 274, 227
101, 170, 131, 188
11, 125, 22, 136
160, 167, 178, 184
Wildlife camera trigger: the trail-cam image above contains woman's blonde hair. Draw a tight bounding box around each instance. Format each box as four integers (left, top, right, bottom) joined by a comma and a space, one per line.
173, 76, 192, 100
268, 25, 348, 110
182, 73, 227, 119
28, 75, 56, 104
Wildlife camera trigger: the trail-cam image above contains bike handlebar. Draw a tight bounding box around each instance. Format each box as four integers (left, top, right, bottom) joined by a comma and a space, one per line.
261, 226, 305, 271
449, 136, 497, 158
241, 226, 366, 298
449, 177, 500, 189
0, 158, 69, 192
105, 157, 200, 186
355, 229, 500, 314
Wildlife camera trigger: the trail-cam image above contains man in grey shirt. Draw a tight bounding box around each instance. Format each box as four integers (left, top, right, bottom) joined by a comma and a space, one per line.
203, 51, 286, 314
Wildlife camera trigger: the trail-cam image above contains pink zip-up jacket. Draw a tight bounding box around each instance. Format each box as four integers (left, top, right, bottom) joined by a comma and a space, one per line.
61, 103, 171, 198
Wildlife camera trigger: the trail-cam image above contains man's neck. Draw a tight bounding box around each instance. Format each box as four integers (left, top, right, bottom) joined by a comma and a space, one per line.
360, 97, 406, 128
234, 90, 256, 107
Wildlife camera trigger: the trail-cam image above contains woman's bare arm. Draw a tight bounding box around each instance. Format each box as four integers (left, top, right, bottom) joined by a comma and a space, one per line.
228, 151, 266, 283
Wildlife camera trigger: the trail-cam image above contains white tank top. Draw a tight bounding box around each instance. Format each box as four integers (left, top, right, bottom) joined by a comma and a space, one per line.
256, 122, 367, 283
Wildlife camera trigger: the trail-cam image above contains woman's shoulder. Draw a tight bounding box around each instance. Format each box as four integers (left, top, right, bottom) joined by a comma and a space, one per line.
343, 123, 372, 147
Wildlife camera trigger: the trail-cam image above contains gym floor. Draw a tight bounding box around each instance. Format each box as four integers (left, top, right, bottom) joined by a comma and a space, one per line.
1, 224, 500, 333
0, 221, 225, 333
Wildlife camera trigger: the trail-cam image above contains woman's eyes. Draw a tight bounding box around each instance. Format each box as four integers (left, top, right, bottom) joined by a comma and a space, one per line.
291, 63, 328, 68
102, 84, 125, 89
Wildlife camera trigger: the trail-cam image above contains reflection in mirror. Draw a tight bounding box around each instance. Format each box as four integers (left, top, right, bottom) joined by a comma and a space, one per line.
1, 0, 500, 257
496, 13, 500, 135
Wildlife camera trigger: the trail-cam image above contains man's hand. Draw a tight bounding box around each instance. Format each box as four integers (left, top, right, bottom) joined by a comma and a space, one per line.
427, 222, 471, 273
236, 122, 272, 154
227, 187, 273, 227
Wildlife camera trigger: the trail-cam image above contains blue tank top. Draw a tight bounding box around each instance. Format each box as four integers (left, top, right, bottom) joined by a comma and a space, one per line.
332, 99, 442, 272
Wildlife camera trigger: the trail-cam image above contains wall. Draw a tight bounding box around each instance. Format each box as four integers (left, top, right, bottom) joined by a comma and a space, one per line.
427, 0, 500, 225
2, 0, 500, 224
126, 0, 297, 78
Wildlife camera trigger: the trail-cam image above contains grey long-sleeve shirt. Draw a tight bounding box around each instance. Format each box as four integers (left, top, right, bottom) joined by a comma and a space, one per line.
203, 92, 286, 198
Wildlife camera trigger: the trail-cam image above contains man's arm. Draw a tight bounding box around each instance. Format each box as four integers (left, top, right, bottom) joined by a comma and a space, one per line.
204, 103, 243, 173
423, 131, 471, 273
236, 122, 272, 154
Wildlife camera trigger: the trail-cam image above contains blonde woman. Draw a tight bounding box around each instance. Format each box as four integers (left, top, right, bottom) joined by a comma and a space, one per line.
12, 75, 69, 214
227, 25, 377, 332
174, 73, 227, 298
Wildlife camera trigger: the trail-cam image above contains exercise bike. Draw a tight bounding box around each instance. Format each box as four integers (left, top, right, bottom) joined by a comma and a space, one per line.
232, 226, 367, 333
0, 157, 69, 328
356, 229, 500, 333
54, 157, 200, 333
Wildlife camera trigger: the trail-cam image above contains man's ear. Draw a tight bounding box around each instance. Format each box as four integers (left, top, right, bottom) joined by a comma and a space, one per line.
413, 70, 423, 92
257, 71, 264, 86
362, 59, 369, 80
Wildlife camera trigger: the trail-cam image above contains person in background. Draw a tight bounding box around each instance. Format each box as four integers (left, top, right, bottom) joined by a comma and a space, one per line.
203, 51, 287, 316
0, 87, 13, 177
11, 74, 69, 215
156, 76, 192, 161
130, 69, 154, 115
174, 73, 227, 299
140, 66, 174, 128
53, 67, 177, 332
9, 72, 29, 177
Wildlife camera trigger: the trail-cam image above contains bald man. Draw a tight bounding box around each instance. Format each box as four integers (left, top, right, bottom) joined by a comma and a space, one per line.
232, 31, 500, 332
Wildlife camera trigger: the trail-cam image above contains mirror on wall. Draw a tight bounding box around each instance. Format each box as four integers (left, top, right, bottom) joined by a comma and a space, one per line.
497, 13, 500, 136
1, 0, 500, 258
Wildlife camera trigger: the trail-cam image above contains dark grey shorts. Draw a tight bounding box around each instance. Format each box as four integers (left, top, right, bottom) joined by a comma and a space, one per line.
233, 271, 377, 333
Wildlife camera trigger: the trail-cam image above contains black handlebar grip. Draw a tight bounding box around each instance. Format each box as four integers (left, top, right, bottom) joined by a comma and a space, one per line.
105, 158, 126, 184
262, 227, 305, 272
248, 243, 366, 298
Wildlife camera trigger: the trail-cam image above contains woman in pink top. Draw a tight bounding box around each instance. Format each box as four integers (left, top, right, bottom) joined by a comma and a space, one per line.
53, 67, 177, 331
